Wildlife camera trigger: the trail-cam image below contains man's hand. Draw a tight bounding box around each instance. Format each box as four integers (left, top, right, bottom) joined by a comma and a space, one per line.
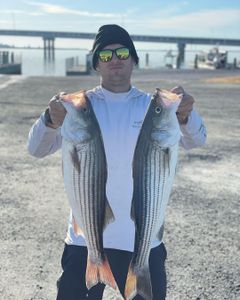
45, 92, 67, 128
171, 86, 194, 124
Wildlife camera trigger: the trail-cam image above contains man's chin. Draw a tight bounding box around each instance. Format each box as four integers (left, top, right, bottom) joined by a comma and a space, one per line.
108, 70, 122, 78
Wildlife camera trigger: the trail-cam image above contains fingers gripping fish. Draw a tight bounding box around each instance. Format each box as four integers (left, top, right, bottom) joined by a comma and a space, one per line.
60, 91, 118, 292
125, 89, 182, 300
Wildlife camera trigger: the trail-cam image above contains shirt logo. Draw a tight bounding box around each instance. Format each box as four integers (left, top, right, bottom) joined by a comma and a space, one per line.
132, 120, 143, 128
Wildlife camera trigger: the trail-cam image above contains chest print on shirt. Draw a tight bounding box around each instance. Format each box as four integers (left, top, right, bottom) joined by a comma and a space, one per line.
132, 120, 143, 128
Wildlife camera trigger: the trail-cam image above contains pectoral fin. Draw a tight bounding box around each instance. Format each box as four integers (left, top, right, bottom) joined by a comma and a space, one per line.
157, 224, 165, 241
70, 146, 80, 173
130, 196, 135, 221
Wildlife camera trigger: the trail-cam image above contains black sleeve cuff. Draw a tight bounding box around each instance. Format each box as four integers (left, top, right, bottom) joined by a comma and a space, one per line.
44, 108, 53, 126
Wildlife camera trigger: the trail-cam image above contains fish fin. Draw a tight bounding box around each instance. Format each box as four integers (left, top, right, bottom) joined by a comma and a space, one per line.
125, 264, 152, 300
157, 224, 165, 241
103, 199, 115, 230
70, 146, 80, 173
130, 197, 135, 221
86, 256, 118, 291
168, 146, 178, 176
72, 217, 85, 237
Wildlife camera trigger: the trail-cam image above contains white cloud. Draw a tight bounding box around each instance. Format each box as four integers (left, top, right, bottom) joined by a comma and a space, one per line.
123, 8, 240, 39
149, 9, 240, 34
25, 1, 125, 18
1, 9, 43, 16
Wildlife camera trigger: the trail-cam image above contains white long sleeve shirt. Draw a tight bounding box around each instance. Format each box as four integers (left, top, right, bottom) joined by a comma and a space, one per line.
28, 86, 206, 251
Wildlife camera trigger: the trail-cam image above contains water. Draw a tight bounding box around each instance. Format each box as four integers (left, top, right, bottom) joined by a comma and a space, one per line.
1, 48, 89, 76
1, 46, 239, 76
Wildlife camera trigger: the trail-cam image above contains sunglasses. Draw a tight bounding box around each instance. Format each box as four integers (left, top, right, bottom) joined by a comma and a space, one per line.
98, 47, 130, 62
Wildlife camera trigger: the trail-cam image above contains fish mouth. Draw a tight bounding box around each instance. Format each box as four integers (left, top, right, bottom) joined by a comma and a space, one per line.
155, 88, 182, 107
156, 88, 182, 101
61, 91, 87, 109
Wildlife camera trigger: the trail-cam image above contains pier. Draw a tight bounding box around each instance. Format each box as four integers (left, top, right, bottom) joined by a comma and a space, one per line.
0, 51, 21, 74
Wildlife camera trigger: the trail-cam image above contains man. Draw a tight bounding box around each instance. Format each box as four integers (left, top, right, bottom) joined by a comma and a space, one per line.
28, 24, 206, 300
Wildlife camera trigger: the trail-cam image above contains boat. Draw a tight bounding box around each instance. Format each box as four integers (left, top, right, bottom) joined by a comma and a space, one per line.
164, 50, 177, 69
195, 47, 228, 69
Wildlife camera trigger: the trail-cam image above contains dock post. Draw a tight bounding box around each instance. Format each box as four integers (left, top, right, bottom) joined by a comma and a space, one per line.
145, 53, 149, 67
194, 54, 198, 69
2, 51, 9, 64
177, 42, 186, 69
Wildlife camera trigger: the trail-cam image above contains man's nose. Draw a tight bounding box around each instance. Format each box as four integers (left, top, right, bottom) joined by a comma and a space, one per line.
111, 52, 119, 61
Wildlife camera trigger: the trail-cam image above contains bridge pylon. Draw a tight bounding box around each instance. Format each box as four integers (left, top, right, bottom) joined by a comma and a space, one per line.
43, 37, 55, 61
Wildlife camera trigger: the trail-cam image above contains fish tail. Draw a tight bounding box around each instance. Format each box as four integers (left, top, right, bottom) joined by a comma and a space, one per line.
86, 256, 118, 291
125, 264, 152, 300
124, 265, 137, 300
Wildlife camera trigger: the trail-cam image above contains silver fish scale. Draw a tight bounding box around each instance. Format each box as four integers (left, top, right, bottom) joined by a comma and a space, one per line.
66, 137, 107, 263
132, 140, 170, 268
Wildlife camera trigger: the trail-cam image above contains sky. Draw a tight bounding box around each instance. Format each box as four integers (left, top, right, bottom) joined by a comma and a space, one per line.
0, 0, 240, 48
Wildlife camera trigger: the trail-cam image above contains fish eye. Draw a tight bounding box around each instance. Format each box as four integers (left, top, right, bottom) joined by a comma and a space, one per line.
82, 107, 88, 113
155, 106, 161, 114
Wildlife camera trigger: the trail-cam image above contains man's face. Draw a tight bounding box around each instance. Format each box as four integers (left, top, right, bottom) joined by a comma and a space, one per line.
96, 43, 135, 84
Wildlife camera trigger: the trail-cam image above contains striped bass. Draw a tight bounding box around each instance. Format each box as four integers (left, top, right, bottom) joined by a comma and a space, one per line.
125, 88, 182, 300
60, 91, 117, 292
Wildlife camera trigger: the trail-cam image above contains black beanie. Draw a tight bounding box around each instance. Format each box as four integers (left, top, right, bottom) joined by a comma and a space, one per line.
91, 24, 139, 70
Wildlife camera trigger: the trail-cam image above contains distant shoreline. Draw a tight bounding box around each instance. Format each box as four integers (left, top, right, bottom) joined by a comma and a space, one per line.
0, 46, 89, 51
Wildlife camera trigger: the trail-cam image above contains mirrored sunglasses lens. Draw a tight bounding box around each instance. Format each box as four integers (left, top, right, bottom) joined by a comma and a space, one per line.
116, 48, 130, 60
98, 50, 112, 62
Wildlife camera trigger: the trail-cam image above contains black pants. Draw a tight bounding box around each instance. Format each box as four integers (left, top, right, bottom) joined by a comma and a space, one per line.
56, 243, 167, 300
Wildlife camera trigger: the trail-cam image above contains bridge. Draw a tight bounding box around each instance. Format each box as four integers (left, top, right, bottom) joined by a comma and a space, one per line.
1, 29, 240, 66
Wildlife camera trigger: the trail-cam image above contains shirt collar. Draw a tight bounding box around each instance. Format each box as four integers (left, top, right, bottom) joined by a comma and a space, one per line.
87, 85, 145, 100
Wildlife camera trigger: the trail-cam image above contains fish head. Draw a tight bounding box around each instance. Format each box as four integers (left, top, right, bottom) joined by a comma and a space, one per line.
148, 89, 182, 146
60, 91, 95, 143
150, 88, 182, 129
61, 91, 92, 125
